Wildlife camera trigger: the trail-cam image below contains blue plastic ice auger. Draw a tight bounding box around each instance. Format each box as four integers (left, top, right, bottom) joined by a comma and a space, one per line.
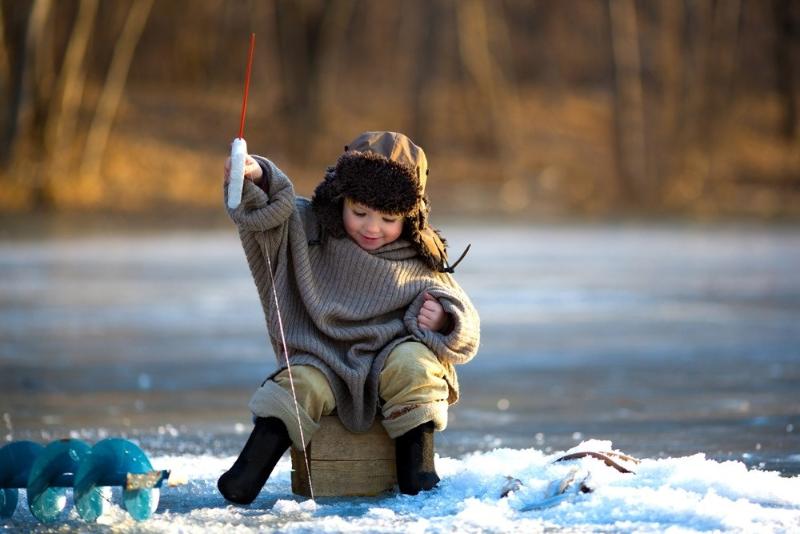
0, 438, 172, 523
0, 440, 42, 519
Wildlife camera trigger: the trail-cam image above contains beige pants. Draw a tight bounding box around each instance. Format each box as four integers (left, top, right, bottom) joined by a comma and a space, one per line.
248, 341, 450, 449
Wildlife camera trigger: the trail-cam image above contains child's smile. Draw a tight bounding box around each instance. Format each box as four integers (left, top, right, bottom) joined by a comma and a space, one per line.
343, 198, 404, 251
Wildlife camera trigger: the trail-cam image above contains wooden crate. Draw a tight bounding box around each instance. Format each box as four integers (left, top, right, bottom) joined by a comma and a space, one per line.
291, 415, 397, 497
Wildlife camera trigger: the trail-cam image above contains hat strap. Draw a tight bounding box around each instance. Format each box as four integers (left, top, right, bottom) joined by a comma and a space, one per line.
440, 244, 471, 273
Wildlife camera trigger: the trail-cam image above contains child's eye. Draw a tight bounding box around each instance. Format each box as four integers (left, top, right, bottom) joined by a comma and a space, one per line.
382, 217, 398, 223
353, 211, 366, 217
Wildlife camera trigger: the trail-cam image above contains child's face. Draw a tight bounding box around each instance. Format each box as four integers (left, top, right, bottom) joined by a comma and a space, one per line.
342, 198, 403, 251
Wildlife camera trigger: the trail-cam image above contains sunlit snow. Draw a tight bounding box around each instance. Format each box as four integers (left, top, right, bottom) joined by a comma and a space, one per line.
4, 440, 799, 533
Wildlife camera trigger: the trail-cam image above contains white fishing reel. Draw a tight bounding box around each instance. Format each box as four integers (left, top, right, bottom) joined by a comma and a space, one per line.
227, 137, 247, 209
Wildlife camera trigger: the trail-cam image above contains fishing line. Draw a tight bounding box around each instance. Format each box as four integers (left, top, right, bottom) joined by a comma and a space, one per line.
229, 32, 314, 500
264, 250, 315, 501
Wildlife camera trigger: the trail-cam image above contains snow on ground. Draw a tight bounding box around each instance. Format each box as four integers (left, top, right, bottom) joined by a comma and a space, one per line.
3, 440, 799, 533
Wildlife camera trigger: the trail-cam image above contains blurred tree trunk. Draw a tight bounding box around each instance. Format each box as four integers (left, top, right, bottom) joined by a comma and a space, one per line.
315, 0, 356, 126
79, 0, 153, 193
11, 0, 51, 206
654, 0, 683, 202
42, 0, 98, 189
773, 0, 800, 141
457, 0, 508, 154
456, 0, 521, 208
672, 0, 712, 203
704, 0, 741, 188
410, 0, 443, 148
677, 1, 739, 201
543, 3, 567, 101
0, 1, 45, 167
274, 0, 352, 159
608, 0, 647, 206
0, 6, 9, 160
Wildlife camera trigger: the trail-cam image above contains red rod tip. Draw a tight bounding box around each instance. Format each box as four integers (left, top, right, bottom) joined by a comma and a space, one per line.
238, 33, 256, 139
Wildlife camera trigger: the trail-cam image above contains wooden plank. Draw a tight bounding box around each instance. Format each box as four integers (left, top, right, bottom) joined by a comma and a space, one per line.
292, 455, 397, 497
291, 416, 398, 497
291, 447, 312, 496
309, 416, 395, 460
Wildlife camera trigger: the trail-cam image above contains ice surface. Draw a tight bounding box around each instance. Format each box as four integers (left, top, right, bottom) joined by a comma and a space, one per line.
2, 223, 800, 531
3, 443, 798, 533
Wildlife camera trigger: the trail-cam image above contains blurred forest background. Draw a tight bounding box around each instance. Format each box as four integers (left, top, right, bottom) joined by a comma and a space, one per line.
1, 0, 799, 220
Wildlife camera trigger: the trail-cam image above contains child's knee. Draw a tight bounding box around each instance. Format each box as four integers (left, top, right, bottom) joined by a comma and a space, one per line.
274, 365, 336, 419
379, 342, 448, 404
382, 342, 444, 383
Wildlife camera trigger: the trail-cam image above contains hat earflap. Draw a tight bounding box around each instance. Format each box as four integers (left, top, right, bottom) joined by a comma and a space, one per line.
311, 166, 347, 239
404, 197, 450, 272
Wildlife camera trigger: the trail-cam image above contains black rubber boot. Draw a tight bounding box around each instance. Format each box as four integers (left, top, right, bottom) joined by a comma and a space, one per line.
217, 417, 292, 504
395, 421, 440, 495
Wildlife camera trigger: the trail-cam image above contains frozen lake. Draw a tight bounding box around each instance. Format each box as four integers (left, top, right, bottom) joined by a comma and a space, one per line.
1, 221, 799, 531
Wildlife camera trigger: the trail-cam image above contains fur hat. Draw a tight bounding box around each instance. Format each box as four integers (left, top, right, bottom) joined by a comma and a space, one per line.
311, 131, 454, 272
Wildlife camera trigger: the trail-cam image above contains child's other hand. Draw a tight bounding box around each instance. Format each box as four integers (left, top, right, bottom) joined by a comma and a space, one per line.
223, 155, 263, 185
417, 292, 448, 332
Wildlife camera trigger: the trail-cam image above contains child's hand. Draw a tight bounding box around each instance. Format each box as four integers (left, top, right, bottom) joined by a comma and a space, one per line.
223, 155, 263, 185
417, 292, 448, 332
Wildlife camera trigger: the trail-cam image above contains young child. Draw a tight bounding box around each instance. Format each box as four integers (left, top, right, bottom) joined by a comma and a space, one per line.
218, 131, 480, 503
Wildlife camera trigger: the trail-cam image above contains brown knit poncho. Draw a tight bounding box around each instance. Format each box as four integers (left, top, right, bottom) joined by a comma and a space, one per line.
226, 157, 480, 433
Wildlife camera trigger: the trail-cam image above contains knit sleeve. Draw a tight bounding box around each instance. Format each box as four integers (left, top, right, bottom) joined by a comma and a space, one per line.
404, 285, 480, 365
225, 156, 296, 232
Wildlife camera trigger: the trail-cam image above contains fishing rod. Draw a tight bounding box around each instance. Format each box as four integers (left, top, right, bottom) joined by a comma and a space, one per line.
227, 32, 256, 210
225, 33, 316, 500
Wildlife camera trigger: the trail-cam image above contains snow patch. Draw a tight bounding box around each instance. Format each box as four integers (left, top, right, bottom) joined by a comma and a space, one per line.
3, 445, 799, 533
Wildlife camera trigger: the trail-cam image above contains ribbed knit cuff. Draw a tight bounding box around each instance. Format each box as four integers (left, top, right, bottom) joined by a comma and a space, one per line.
381, 400, 448, 439
248, 380, 320, 450
404, 287, 480, 366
